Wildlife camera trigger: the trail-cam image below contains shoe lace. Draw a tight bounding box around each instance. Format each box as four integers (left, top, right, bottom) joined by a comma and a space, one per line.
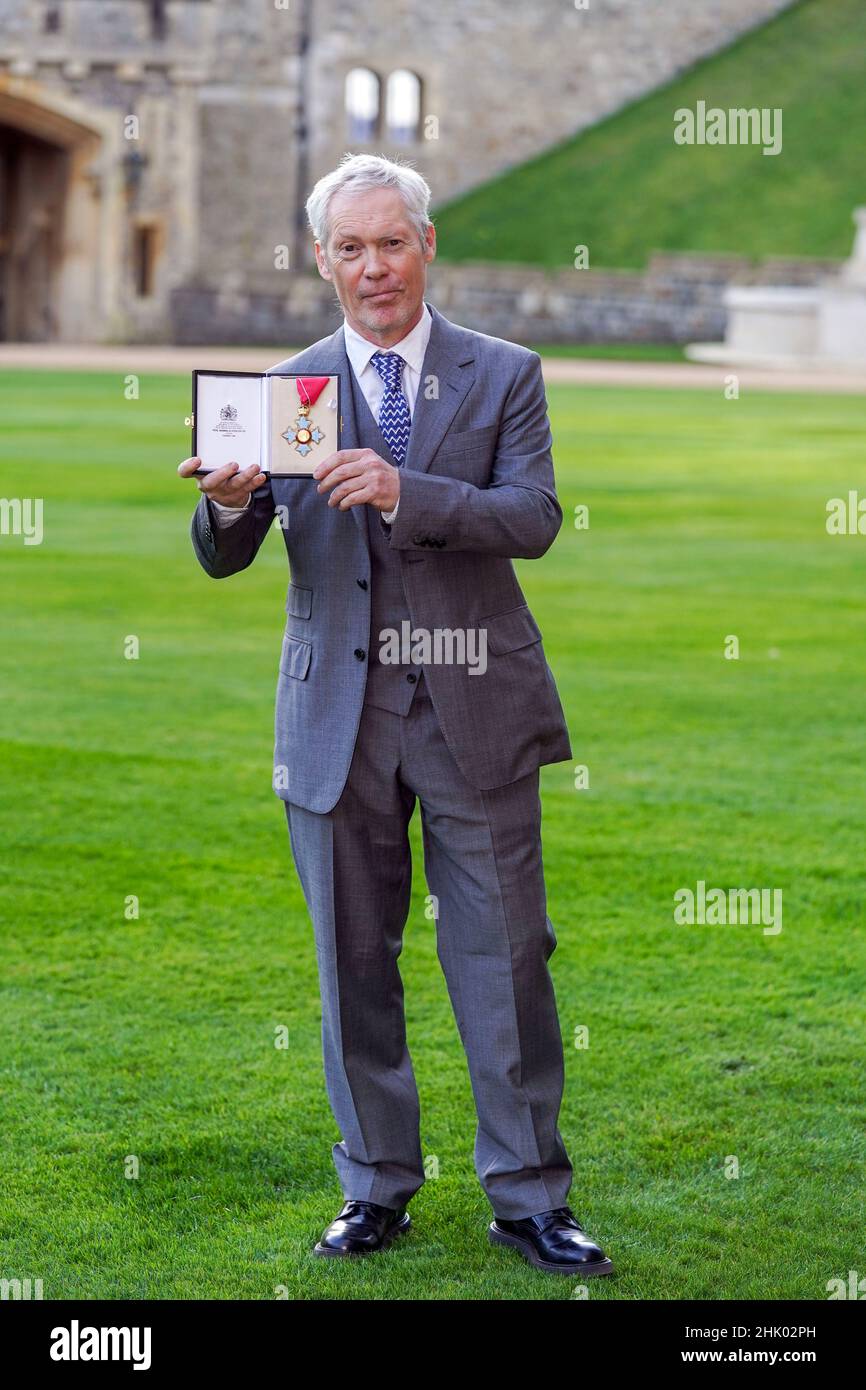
538, 1206, 583, 1232
342, 1199, 392, 1218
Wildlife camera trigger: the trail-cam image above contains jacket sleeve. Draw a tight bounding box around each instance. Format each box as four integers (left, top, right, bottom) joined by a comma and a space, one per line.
382, 351, 562, 560
190, 482, 276, 579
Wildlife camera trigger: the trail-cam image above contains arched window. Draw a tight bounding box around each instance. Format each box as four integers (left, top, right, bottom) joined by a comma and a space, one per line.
385, 70, 421, 144
345, 68, 380, 142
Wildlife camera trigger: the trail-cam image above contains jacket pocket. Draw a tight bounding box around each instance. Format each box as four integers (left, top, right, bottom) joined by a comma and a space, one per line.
279, 633, 312, 680
286, 582, 312, 620
478, 604, 542, 655
436, 424, 498, 460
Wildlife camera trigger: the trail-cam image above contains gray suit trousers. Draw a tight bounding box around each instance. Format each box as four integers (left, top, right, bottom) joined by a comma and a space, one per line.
285, 684, 573, 1220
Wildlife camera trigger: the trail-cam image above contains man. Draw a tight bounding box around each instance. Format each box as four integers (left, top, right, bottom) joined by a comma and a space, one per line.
179, 152, 614, 1278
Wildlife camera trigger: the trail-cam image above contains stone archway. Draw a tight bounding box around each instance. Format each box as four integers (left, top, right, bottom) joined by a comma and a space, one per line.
0, 82, 116, 341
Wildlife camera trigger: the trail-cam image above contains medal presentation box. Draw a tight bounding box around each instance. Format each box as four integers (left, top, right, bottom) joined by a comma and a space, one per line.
191, 371, 341, 478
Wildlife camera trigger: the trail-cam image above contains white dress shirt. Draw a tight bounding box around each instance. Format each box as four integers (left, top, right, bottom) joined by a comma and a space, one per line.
210, 302, 432, 526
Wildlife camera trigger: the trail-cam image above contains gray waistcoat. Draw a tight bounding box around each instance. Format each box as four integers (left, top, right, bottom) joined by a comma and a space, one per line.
347, 364, 426, 715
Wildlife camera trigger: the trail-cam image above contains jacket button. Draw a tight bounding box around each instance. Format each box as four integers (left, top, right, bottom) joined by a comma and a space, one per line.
356, 578, 368, 589
406, 673, 417, 684
354, 648, 366, 660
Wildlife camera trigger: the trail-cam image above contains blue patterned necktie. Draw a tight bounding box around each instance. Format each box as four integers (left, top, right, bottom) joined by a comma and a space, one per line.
370, 350, 411, 466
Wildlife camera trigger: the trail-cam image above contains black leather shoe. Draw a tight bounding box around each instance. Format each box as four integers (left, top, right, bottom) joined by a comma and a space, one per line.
313, 1199, 411, 1258
488, 1205, 614, 1276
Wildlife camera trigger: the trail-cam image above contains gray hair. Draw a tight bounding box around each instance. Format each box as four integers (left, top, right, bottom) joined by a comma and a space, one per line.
306, 152, 432, 259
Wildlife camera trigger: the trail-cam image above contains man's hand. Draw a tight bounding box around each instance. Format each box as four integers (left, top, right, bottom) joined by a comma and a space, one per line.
312, 448, 400, 512
177, 457, 267, 507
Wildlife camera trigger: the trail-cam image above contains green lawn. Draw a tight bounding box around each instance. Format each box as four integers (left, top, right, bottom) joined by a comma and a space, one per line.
433, 0, 865, 268
1, 368, 864, 1300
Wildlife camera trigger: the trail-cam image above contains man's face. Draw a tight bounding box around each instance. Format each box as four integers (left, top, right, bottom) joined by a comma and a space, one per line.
314, 186, 436, 345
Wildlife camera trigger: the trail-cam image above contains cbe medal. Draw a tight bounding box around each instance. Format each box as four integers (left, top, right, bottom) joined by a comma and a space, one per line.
282, 376, 330, 456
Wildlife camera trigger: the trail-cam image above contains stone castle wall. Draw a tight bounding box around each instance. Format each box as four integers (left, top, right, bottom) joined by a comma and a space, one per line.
0, 0, 798, 342
170, 251, 843, 351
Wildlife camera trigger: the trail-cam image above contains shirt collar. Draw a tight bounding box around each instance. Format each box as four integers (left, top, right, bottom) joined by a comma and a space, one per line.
343, 301, 432, 378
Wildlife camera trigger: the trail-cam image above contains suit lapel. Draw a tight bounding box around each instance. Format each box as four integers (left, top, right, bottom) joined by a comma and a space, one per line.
403, 302, 476, 475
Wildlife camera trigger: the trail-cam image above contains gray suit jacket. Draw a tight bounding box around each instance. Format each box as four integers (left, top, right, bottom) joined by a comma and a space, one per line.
190, 300, 573, 812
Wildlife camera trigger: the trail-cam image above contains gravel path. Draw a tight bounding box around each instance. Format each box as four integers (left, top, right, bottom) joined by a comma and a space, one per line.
1, 342, 863, 394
